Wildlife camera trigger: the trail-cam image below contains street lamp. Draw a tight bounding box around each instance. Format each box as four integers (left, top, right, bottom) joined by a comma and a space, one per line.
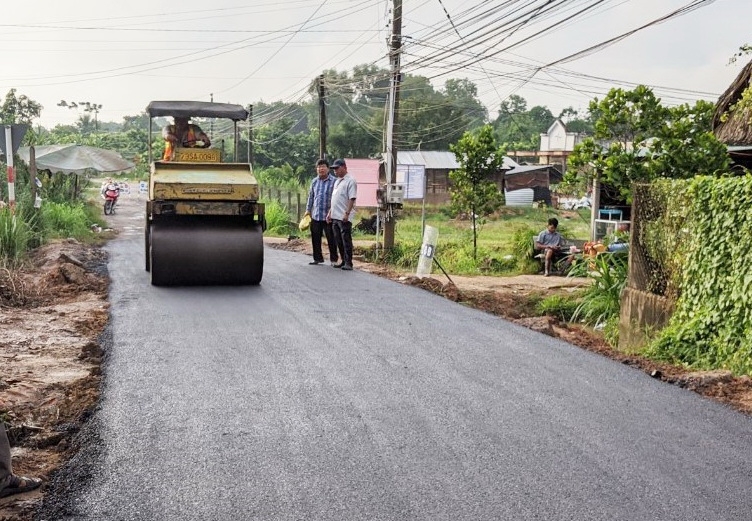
79, 102, 102, 132
57, 100, 102, 132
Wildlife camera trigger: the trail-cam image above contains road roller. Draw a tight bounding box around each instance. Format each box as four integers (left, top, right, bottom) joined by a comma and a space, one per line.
144, 101, 265, 286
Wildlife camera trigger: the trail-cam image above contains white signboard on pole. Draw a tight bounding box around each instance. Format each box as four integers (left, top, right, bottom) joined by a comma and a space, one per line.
396, 164, 425, 200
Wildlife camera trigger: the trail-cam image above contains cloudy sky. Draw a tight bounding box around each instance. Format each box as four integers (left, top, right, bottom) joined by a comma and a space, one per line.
0, 0, 747, 129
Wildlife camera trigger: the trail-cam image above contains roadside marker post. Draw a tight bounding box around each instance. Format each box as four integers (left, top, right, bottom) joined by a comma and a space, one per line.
1, 125, 29, 212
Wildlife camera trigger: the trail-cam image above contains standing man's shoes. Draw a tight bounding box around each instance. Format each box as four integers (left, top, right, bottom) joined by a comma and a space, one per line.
309, 260, 323, 265
332, 263, 344, 268
341, 265, 353, 271
0, 475, 43, 498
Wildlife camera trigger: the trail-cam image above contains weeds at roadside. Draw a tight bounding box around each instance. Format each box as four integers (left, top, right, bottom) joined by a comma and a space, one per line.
0, 266, 39, 307
568, 252, 628, 328
537, 293, 582, 321
0, 209, 33, 267
263, 200, 292, 236
42, 202, 93, 239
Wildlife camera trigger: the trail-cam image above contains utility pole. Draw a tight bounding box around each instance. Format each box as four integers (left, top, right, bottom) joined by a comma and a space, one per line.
383, 0, 402, 249
248, 104, 254, 167
318, 74, 328, 160
210, 93, 214, 140
590, 174, 601, 242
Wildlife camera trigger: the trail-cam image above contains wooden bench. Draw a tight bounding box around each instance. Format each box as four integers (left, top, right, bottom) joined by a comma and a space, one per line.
531, 238, 587, 275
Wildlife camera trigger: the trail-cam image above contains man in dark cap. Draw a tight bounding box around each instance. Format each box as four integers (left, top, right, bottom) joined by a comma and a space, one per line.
326, 159, 357, 271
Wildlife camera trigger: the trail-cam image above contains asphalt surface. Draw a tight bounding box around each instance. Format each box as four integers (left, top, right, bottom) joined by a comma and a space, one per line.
38, 194, 752, 520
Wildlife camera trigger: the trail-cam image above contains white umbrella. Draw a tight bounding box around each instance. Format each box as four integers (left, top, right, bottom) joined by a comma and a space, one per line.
17, 144, 134, 174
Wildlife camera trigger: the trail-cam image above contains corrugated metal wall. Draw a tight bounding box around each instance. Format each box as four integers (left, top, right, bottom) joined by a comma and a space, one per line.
504, 189, 534, 207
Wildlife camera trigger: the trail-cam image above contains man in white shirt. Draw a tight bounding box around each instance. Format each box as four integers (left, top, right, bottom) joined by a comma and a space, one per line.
326, 159, 357, 271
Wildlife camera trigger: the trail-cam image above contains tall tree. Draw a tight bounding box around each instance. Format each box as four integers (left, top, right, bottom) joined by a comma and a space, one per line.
646, 100, 729, 179
492, 94, 552, 150
329, 119, 380, 159
253, 117, 318, 182
122, 112, 150, 131
0, 89, 42, 125
567, 86, 729, 202
558, 107, 594, 134
444, 78, 487, 129
449, 125, 506, 260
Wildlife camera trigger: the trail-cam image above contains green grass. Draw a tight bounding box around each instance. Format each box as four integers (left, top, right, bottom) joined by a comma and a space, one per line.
377, 205, 592, 275
569, 252, 628, 327
0, 209, 33, 267
537, 293, 583, 321
396, 204, 591, 249
42, 202, 95, 239
263, 199, 292, 236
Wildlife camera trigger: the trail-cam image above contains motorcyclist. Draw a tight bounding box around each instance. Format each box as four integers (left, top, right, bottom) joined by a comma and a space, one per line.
101, 179, 120, 198
101, 179, 120, 213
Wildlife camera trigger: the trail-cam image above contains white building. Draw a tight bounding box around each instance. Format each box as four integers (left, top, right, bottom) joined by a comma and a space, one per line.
538, 119, 584, 173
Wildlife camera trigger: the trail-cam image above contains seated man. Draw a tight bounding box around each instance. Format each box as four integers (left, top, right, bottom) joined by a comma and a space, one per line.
534, 217, 563, 276
162, 116, 211, 161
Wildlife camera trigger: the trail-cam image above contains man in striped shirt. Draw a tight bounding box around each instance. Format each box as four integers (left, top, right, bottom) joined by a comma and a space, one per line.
304, 158, 339, 265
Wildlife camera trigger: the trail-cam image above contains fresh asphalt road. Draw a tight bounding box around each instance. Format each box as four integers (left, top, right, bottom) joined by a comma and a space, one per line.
42, 201, 752, 520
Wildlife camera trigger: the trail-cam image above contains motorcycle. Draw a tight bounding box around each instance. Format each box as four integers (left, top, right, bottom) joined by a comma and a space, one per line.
103, 185, 120, 215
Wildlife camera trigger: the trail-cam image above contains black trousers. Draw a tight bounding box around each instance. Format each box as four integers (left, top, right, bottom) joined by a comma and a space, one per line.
310, 219, 338, 263
0, 423, 12, 489
332, 219, 354, 266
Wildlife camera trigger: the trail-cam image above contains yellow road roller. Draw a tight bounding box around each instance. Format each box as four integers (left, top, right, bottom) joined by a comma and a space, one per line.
145, 101, 265, 286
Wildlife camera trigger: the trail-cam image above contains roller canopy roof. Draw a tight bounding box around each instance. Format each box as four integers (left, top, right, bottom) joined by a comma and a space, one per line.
146, 101, 249, 120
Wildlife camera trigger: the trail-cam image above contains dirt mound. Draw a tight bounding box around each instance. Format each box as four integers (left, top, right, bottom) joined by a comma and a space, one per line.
1, 239, 108, 520
0, 240, 107, 309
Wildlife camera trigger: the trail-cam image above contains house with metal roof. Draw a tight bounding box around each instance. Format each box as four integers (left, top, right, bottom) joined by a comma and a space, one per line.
713, 58, 752, 170
390, 150, 561, 207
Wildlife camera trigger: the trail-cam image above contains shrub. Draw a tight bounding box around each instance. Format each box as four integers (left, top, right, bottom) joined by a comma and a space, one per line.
0, 209, 32, 266
511, 226, 539, 273
570, 252, 628, 328
537, 294, 581, 321
42, 202, 92, 238
263, 199, 291, 236
383, 240, 421, 269
646, 176, 752, 375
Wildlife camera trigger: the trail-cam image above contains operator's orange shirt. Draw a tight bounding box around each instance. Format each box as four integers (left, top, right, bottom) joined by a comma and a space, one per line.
162, 125, 198, 161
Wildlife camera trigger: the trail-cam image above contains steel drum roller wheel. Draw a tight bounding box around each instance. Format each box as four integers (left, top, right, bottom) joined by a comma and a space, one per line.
149, 216, 263, 286
144, 221, 151, 272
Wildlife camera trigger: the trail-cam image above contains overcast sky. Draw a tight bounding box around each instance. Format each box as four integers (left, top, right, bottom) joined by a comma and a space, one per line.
1, 0, 747, 130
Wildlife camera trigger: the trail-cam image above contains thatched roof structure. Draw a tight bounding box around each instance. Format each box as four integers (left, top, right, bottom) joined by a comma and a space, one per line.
713, 59, 752, 145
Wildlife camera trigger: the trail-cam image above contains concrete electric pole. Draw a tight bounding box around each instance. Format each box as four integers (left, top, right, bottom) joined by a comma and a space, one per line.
318, 74, 328, 160
383, 0, 402, 250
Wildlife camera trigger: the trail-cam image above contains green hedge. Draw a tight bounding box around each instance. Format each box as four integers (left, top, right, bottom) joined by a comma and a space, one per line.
648, 175, 752, 374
